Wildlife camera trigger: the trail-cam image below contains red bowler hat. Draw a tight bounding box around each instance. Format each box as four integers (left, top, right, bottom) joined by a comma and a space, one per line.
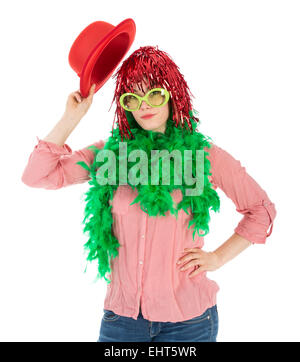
68, 18, 136, 98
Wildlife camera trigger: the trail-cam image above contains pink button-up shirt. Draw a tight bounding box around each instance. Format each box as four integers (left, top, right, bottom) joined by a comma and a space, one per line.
21, 137, 276, 322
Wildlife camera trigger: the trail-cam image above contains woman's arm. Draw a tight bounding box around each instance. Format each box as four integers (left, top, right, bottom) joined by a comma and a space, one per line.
42, 112, 82, 146
21, 134, 105, 189
21, 84, 103, 189
178, 232, 252, 275
213, 232, 252, 267
206, 143, 277, 244
177, 143, 277, 276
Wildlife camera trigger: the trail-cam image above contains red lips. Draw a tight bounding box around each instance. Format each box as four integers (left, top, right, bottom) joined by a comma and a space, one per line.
141, 113, 155, 119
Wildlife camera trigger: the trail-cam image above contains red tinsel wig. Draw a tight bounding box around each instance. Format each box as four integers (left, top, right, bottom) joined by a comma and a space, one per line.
109, 45, 200, 141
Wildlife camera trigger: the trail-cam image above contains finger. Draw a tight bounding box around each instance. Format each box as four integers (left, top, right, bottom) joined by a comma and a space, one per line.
88, 83, 96, 97
74, 91, 82, 103
188, 266, 206, 278
179, 259, 200, 271
177, 251, 202, 265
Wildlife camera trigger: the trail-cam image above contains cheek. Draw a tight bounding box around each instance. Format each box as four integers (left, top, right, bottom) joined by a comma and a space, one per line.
131, 111, 141, 121
161, 104, 170, 118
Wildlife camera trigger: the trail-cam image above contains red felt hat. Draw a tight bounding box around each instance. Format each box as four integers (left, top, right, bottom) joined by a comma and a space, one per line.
68, 19, 136, 98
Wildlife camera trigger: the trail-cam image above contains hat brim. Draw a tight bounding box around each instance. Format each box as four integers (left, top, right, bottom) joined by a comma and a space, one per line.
80, 18, 136, 98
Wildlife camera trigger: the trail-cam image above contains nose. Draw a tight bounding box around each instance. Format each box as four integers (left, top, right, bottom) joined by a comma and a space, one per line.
140, 100, 151, 110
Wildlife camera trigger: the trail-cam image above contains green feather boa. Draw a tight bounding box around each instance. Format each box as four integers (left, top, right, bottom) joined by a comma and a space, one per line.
77, 109, 220, 283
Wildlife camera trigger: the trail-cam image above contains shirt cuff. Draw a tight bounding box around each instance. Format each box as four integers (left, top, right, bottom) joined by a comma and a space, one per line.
234, 200, 277, 244
35, 136, 72, 155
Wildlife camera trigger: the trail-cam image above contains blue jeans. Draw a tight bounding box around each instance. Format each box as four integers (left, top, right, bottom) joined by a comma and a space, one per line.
97, 305, 218, 342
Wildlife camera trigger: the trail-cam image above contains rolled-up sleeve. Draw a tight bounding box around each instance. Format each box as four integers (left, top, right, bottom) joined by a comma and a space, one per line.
205, 143, 277, 244
21, 136, 105, 190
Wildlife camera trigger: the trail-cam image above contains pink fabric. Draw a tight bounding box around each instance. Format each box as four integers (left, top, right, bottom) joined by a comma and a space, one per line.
22, 137, 276, 322
21, 137, 105, 189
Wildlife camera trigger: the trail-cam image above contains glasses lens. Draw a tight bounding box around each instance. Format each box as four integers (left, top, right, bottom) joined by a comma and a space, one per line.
148, 90, 166, 106
122, 95, 139, 110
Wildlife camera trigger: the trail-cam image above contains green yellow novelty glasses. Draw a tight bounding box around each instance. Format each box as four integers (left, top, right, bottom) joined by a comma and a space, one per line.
120, 88, 170, 112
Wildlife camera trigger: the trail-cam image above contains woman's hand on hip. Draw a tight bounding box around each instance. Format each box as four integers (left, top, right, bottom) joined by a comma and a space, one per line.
176, 247, 221, 278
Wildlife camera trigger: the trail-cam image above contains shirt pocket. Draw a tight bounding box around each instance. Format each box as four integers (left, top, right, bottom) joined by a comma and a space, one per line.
103, 309, 121, 322
111, 186, 130, 215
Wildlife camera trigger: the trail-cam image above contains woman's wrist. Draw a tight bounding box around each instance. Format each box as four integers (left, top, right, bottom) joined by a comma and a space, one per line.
213, 232, 252, 268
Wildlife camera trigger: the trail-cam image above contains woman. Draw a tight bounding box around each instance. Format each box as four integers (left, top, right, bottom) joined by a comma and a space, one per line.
21, 46, 276, 342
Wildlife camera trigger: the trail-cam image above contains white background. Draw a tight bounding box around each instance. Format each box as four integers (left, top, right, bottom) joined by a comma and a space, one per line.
0, 0, 299, 342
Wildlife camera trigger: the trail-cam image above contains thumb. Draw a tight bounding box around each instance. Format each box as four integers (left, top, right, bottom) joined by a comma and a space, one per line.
88, 83, 96, 97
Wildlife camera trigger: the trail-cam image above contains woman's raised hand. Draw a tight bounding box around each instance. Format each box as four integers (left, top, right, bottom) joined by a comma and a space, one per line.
64, 83, 96, 122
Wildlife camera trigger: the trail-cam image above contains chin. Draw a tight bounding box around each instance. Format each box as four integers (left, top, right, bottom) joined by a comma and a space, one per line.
139, 120, 164, 130
139, 122, 154, 129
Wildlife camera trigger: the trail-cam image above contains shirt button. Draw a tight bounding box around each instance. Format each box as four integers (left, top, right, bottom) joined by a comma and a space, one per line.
139, 260, 143, 265
141, 235, 145, 238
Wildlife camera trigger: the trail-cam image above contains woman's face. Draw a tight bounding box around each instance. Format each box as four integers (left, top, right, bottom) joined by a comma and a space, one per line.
130, 79, 170, 134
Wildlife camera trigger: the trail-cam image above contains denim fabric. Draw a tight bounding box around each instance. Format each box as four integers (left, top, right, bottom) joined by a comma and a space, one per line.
97, 305, 218, 342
